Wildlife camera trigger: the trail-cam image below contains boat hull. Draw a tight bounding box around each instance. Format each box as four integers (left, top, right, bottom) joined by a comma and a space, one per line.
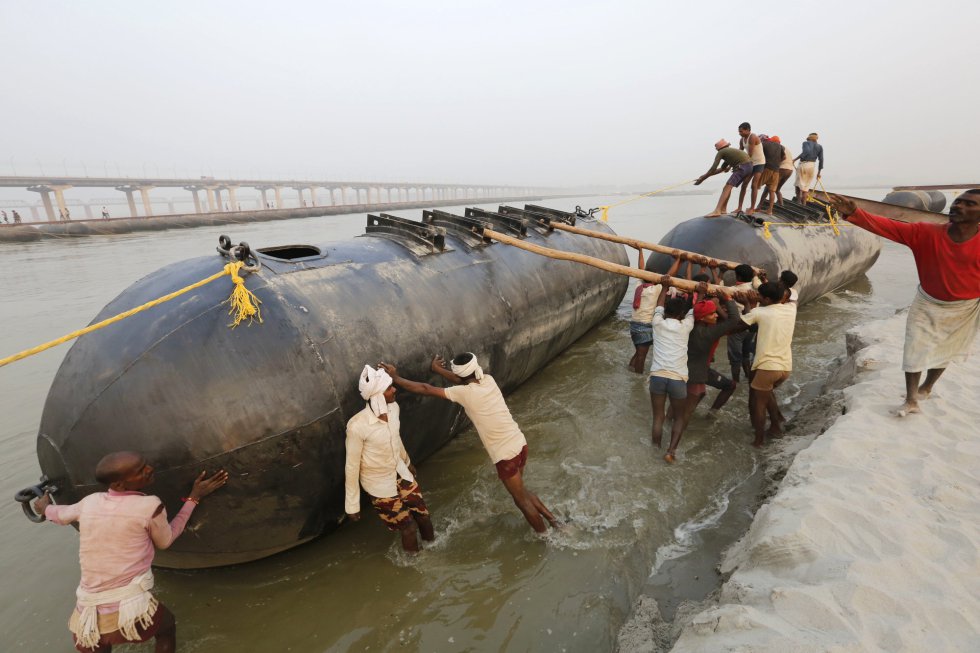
36, 215, 628, 567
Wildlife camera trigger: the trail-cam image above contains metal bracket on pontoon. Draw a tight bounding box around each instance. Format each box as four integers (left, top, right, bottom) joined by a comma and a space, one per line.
524, 204, 578, 225
364, 213, 447, 255
495, 206, 556, 233
463, 208, 529, 237
421, 210, 492, 247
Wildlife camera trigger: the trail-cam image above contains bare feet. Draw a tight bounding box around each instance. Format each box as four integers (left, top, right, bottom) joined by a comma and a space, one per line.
664, 452, 675, 464
652, 433, 663, 448
916, 387, 933, 400
896, 401, 921, 418
745, 208, 756, 215
705, 212, 723, 218
751, 438, 764, 448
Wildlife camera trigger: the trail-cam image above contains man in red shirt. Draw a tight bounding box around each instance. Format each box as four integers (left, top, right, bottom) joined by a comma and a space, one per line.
828, 191, 980, 416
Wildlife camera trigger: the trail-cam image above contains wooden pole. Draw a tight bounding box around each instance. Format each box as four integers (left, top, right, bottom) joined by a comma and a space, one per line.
484, 228, 734, 296
549, 221, 764, 275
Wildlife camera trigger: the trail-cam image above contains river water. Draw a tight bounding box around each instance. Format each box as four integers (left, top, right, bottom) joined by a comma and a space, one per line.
0, 192, 918, 652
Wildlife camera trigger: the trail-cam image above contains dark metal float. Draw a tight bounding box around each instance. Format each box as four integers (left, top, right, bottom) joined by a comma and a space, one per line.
646, 200, 882, 304
32, 206, 628, 568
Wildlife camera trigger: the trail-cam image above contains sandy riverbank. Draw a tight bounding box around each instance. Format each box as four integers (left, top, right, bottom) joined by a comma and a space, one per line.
622, 309, 980, 652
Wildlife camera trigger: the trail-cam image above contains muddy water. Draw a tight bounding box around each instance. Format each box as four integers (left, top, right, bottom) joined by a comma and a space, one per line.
0, 193, 916, 652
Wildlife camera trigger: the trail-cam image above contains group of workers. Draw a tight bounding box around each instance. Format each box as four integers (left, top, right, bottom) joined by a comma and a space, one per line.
628, 254, 800, 461
28, 182, 979, 653
695, 122, 825, 217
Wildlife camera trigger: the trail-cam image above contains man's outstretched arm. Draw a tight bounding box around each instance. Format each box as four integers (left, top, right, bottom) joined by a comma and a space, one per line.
380, 362, 448, 399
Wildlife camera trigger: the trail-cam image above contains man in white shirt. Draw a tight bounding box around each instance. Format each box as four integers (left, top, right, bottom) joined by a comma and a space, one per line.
629, 252, 682, 373
649, 278, 696, 462
380, 354, 558, 534
739, 283, 798, 448
345, 365, 434, 552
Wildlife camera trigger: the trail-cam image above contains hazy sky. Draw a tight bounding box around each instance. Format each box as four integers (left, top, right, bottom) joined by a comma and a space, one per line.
2, 0, 977, 192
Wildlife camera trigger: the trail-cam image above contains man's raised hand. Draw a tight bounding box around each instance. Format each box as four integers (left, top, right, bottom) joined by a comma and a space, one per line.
431, 355, 447, 373
189, 469, 228, 501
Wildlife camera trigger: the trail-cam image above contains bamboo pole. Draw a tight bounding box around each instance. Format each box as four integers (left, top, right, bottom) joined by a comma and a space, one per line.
484, 228, 734, 296
549, 221, 764, 275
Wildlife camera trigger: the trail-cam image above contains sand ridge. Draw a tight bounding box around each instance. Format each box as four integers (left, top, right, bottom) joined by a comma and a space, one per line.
667, 311, 980, 653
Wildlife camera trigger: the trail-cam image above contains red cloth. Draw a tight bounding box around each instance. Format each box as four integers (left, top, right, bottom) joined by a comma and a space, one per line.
633, 283, 655, 309
845, 208, 980, 301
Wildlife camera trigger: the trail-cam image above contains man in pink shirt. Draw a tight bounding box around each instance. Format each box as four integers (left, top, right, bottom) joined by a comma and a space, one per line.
829, 191, 980, 416
33, 451, 227, 653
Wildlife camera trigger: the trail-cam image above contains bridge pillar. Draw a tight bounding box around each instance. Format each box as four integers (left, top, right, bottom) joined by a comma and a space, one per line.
308, 187, 317, 206
294, 187, 306, 207
113, 186, 140, 217
167, 200, 175, 214
227, 187, 238, 211
191, 189, 202, 213
31, 188, 55, 221
139, 187, 154, 216
84, 204, 94, 219
258, 188, 268, 209
52, 186, 71, 219
205, 188, 217, 211
30, 206, 40, 220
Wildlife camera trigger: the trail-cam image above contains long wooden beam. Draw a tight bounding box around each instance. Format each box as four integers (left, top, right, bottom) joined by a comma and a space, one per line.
818, 192, 948, 225
484, 228, 735, 296
892, 184, 977, 191
549, 221, 764, 275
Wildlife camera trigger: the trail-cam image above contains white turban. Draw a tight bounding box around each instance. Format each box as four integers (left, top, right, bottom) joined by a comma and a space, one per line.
451, 353, 484, 380
359, 365, 392, 417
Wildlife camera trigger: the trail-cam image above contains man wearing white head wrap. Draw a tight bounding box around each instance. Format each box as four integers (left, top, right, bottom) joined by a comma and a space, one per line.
345, 365, 434, 552
380, 354, 559, 534
359, 364, 393, 417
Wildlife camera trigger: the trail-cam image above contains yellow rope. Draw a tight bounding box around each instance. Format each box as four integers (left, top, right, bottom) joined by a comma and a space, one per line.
600, 178, 699, 221
761, 177, 850, 239
0, 261, 261, 369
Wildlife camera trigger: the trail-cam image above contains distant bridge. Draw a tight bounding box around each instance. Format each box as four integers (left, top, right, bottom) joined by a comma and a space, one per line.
0, 175, 546, 221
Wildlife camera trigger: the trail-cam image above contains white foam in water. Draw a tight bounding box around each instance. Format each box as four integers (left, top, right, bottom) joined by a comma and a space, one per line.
649, 461, 759, 575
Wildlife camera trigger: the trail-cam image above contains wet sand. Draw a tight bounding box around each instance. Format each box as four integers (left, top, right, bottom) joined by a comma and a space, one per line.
621, 311, 980, 652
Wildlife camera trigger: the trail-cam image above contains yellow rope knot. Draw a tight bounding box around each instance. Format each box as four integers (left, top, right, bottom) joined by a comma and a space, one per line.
600, 206, 610, 222
762, 222, 772, 239
223, 261, 262, 327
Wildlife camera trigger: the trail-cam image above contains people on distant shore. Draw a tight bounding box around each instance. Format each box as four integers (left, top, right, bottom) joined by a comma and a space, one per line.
101, 206, 110, 220
740, 281, 798, 447
380, 354, 559, 533
33, 451, 227, 652
694, 140, 753, 217
629, 252, 682, 372
345, 365, 435, 552
828, 191, 980, 417
738, 122, 765, 214
794, 133, 824, 202
12, 209, 22, 223
1, 210, 7, 223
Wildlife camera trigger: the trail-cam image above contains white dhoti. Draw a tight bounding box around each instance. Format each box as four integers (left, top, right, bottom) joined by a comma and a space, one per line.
903, 287, 980, 372
797, 161, 817, 191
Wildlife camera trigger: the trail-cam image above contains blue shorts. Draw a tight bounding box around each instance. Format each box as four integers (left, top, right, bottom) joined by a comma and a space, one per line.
726, 161, 754, 188
752, 164, 765, 174
629, 320, 653, 346
649, 375, 687, 399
